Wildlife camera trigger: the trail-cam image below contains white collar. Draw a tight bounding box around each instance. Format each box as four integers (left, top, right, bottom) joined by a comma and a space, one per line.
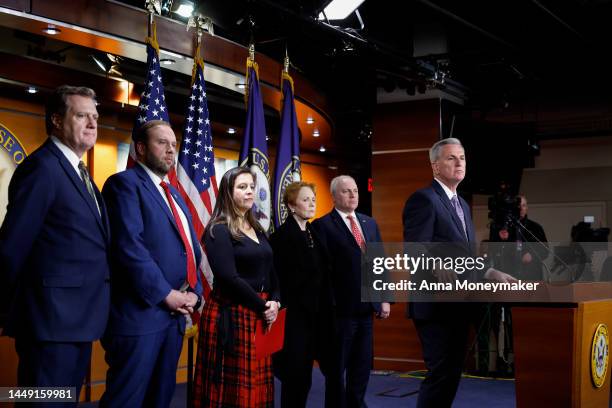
137, 161, 169, 186
335, 207, 357, 220
51, 136, 81, 172
434, 178, 456, 200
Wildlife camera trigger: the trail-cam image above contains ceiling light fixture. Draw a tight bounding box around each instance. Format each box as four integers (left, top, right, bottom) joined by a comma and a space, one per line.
27, 86, 38, 94
90, 55, 107, 73
235, 83, 246, 89
227, 128, 236, 134
319, 0, 365, 20
42, 25, 61, 35
313, 129, 320, 137
306, 117, 315, 124
319, 146, 326, 152
160, 58, 176, 65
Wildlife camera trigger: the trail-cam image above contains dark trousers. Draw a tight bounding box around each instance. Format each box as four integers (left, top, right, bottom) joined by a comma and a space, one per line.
413, 318, 470, 408
100, 320, 183, 408
327, 315, 373, 408
15, 337, 91, 407
277, 310, 335, 408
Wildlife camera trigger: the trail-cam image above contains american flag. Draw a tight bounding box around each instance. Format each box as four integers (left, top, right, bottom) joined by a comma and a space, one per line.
169, 54, 216, 298
127, 34, 170, 168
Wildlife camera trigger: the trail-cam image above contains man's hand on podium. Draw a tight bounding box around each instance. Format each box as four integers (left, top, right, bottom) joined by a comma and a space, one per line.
484, 268, 518, 283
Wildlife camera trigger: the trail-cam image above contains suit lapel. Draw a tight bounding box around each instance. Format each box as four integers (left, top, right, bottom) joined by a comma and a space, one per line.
330, 209, 362, 251
284, 216, 308, 266
460, 198, 475, 243
134, 165, 182, 238
46, 140, 108, 238
431, 181, 468, 242
355, 213, 372, 243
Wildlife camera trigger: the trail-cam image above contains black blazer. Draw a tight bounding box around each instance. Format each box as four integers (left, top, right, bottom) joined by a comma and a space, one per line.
402, 180, 478, 320
269, 215, 334, 316
312, 209, 383, 317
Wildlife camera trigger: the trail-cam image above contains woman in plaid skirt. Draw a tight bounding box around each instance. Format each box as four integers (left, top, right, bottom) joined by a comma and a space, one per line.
193, 166, 280, 408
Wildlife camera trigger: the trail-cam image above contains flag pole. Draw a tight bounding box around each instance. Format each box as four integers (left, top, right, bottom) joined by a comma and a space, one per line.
284, 45, 289, 73
186, 13, 206, 408
145, 0, 156, 36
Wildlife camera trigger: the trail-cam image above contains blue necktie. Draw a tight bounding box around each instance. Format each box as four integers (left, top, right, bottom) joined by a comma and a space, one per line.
451, 195, 468, 240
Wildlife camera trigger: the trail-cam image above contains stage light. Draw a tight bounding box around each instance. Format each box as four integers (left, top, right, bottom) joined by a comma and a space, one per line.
91, 55, 107, 73
175, 1, 194, 18
319, 0, 365, 20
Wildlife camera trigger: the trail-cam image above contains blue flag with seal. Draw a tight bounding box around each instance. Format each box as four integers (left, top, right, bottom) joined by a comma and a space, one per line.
272, 70, 301, 228
239, 56, 271, 232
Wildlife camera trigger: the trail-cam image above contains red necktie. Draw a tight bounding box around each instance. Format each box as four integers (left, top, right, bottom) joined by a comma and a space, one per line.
160, 181, 197, 289
347, 215, 365, 251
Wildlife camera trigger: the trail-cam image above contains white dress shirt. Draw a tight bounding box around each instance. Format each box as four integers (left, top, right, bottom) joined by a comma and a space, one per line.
335, 207, 365, 239
51, 136, 100, 213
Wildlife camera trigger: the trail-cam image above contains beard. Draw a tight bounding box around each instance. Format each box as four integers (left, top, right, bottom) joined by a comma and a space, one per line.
144, 150, 173, 177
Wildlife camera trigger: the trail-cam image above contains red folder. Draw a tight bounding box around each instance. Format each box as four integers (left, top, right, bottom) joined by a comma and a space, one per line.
255, 308, 286, 359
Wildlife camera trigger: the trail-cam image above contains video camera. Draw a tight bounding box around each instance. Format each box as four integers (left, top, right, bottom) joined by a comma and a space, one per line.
571, 221, 610, 243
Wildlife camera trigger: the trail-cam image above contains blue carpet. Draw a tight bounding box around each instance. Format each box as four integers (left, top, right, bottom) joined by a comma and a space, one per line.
80, 369, 612, 407
302, 370, 515, 408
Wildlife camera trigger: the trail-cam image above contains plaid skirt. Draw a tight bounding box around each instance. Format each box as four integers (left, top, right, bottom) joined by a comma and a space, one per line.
193, 294, 274, 408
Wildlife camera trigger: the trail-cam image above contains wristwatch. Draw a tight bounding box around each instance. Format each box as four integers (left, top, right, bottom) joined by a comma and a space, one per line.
194, 294, 203, 310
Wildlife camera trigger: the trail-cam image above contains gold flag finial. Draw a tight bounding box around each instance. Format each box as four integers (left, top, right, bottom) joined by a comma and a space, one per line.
283, 48, 290, 73
187, 13, 214, 37
248, 43, 255, 62
145, 0, 160, 14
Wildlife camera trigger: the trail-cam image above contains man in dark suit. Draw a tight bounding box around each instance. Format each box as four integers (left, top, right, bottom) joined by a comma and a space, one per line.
313, 175, 390, 408
403, 138, 516, 408
0, 85, 110, 401
516, 195, 549, 280
100, 120, 202, 407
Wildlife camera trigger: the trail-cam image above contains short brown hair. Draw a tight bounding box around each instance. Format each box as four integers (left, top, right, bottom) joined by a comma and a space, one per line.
45, 85, 96, 134
134, 120, 172, 144
283, 181, 316, 207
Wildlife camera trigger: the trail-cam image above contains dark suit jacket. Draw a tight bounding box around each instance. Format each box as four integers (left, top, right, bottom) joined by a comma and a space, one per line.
312, 209, 383, 317
102, 164, 202, 336
402, 180, 477, 320
0, 139, 111, 341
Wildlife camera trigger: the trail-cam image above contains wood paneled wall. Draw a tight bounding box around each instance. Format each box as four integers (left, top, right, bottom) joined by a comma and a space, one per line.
371, 99, 441, 372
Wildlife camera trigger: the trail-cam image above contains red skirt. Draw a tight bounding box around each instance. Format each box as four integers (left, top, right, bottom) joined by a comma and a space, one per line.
193, 294, 274, 408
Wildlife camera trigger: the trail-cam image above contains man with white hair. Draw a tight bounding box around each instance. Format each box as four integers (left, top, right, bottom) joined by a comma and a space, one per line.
403, 138, 516, 407
313, 175, 390, 407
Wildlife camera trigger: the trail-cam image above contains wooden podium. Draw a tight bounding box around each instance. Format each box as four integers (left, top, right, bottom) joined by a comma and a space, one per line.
513, 283, 612, 408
